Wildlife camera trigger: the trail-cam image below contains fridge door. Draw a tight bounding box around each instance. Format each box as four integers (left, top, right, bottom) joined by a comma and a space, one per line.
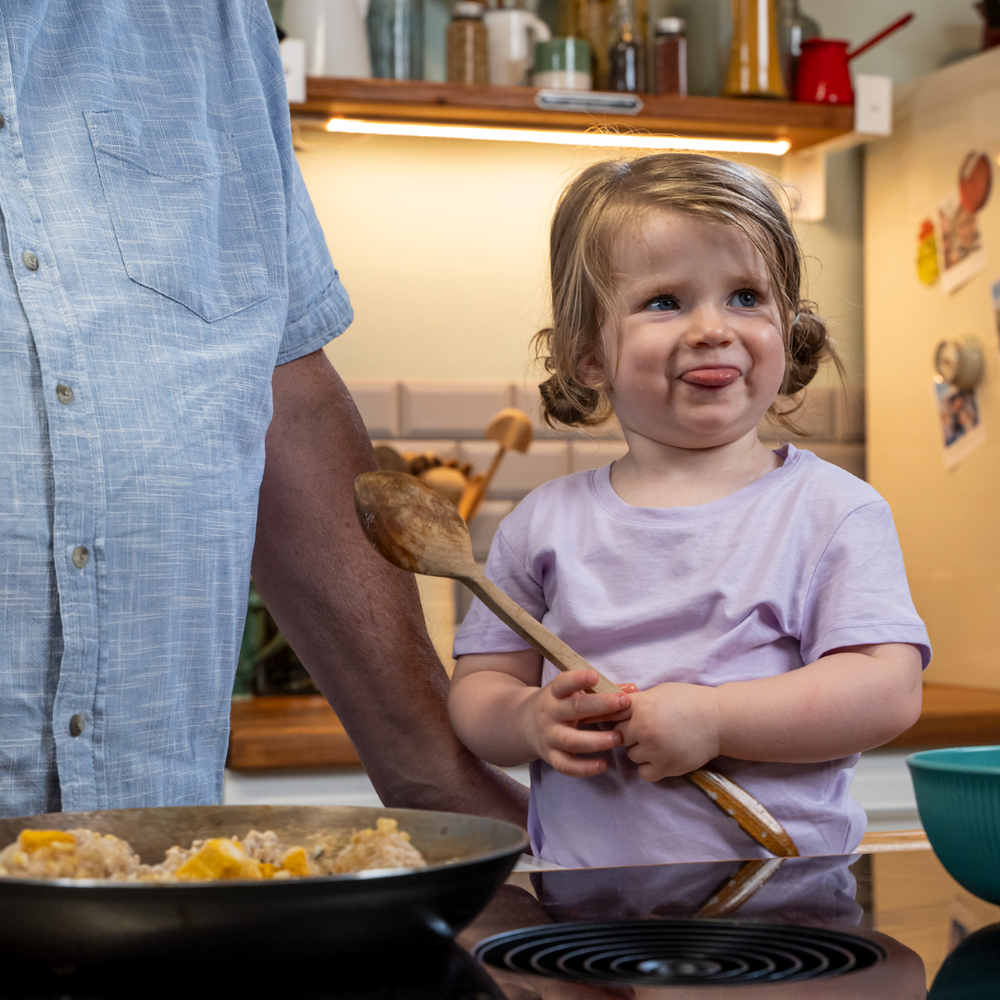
865, 47, 1000, 689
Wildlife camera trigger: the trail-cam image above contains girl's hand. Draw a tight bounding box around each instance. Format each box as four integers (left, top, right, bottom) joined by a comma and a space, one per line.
615, 682, 721, 782
522, 670, 632, 778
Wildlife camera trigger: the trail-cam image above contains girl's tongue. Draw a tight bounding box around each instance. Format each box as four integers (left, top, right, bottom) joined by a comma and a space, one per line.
681, 366, 740, 387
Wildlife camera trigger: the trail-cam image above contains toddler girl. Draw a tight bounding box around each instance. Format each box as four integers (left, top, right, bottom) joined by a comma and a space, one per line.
449, 153, 929, 867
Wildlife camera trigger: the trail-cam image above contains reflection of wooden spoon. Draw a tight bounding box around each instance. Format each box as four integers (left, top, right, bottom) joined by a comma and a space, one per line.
353, 470, 799, 859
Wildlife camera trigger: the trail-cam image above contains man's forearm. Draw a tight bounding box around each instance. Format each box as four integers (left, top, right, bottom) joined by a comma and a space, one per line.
251, 350, 527, 824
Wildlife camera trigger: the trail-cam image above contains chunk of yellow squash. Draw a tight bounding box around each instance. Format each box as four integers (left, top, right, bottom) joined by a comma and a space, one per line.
175, 838, 262, 881
280, 847, 310, 877
19, 830, 75, 853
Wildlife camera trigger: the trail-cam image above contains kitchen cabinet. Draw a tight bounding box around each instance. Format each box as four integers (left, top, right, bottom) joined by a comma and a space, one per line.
290, 77, 854, 153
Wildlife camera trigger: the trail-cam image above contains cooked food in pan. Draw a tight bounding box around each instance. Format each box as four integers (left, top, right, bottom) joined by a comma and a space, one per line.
0, 818, 427, 881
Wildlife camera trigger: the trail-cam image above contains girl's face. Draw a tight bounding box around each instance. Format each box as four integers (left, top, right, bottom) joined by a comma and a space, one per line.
582, 208, 788, 453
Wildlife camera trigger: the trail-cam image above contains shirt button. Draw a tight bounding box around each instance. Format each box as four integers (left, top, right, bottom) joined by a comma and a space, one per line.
56, 384, 74, 405
72, 545, 89, 569
22, 250, 39, 271
69, 714, 86, 738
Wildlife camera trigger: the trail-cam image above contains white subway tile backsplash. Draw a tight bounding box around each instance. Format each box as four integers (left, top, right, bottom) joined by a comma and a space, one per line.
343, 379, 399, 439
468, 500, 515, 560
459, 440, 570, 498
400, 381, 514, 439
569, 438, 629, 473
373, 439, 460, 463
799, 443, 866, 479
833, 387, 866, 443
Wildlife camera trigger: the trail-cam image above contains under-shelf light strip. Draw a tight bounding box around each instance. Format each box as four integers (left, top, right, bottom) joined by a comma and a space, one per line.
323, 117, 791, 156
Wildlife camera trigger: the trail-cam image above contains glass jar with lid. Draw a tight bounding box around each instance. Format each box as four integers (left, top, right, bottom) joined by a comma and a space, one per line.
653, 16, 687, 95
447, 1, 488, 84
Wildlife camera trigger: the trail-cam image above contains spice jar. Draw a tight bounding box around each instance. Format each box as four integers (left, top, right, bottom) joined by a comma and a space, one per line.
607, 0, 644, 93
446, 1, 488, 84
653, 16, 687, 95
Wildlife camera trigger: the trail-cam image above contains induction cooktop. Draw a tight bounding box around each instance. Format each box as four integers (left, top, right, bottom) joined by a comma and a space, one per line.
0, 850, 994, 998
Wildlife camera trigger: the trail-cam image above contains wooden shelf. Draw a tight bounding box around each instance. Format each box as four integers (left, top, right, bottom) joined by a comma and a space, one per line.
228, 683, 1000, 772
290, 77, 855, 153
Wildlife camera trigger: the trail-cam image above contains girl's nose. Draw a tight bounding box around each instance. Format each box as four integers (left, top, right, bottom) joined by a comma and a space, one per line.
685, 306, 733, 348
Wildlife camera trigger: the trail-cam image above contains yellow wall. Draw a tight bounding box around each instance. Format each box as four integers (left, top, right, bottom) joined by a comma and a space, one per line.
298, 129, 864, 390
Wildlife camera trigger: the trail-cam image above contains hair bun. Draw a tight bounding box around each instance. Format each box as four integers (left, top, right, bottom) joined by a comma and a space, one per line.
780, 306, 831, 396
539, 375, 603, 427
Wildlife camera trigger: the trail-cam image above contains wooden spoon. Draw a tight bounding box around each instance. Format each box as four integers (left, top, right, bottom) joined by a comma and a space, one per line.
354, 470, 799, 858
457, 408, 534, 523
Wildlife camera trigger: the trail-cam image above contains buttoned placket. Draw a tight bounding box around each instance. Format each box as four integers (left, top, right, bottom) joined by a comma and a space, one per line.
0, 18, 105, 810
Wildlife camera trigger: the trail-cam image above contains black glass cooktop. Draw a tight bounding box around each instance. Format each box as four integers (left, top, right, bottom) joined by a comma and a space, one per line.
0, 852, 995, 998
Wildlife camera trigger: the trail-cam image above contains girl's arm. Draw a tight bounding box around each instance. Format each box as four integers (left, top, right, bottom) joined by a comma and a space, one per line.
616, 643, 922, 782
449, 652, 632, 776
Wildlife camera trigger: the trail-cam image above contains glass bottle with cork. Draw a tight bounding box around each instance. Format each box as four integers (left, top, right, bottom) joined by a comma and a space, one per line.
607, 0, 644, 92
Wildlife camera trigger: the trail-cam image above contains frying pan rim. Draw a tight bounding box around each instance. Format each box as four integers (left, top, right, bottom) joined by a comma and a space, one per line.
0, 803, 530, 890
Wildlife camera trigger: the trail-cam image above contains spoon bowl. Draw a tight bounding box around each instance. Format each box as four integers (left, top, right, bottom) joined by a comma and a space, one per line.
354, 469, 473, 577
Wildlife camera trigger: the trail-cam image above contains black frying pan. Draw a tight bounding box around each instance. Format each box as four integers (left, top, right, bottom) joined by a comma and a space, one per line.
0, 804, 528, 969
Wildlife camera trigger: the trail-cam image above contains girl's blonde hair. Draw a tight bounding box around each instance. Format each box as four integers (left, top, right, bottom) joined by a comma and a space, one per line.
534, 153, 841, 430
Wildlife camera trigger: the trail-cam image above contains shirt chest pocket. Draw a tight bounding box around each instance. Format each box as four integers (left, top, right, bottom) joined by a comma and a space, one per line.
84, 110, 269, 323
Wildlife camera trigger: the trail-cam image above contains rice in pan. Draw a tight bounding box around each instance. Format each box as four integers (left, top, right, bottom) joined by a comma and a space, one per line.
0, 818, 427, 882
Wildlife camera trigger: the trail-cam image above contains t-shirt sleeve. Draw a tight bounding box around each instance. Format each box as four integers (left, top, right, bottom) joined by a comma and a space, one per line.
246, 1, 353, 366
452, 527, 540, 658
799, 501, 931, 667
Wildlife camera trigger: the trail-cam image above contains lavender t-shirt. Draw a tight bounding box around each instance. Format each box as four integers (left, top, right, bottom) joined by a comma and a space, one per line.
453, 445, 930, 867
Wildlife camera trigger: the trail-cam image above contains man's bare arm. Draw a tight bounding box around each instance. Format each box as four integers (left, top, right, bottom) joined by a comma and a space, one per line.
251, 349, 528, 824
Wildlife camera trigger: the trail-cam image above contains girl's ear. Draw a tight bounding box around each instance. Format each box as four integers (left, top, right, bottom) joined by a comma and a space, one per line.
578, 350, 607, 390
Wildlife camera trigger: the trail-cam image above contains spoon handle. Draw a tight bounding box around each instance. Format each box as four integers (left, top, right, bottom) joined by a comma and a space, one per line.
461, 569, 620, 694
687, 769, 799, 858
459, 567, 800, 859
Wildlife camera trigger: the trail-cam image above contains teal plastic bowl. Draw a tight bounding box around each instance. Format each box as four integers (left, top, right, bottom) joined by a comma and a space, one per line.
907, 746, 1000, 905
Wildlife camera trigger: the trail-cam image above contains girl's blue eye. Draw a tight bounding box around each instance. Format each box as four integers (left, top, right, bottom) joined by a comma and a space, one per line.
646, 295, 678, 312
730, 290, 758, 308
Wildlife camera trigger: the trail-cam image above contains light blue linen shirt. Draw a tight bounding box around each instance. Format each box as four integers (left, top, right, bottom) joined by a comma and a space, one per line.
0, 1, 352, 817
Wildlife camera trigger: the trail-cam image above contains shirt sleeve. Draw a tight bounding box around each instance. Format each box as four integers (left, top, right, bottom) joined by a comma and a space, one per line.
453, 525, 540, 658
246, 0, 353, 366
799, 501, 932, 668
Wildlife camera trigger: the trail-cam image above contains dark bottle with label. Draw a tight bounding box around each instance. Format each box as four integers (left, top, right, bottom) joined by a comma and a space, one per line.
607, 0, 644, 93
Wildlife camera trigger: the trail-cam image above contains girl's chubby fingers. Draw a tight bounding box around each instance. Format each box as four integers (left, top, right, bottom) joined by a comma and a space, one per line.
549, 724, 623, 756
547, 749, 610, 778
548, 672, 631, 720
548, 669, 603, 699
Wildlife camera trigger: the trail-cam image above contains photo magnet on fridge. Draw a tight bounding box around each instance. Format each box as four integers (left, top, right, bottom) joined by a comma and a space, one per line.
936, 151, 993, 295
933, 378, 987, 470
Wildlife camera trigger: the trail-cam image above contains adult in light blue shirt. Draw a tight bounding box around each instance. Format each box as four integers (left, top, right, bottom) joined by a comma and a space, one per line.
0, 1, 525, 823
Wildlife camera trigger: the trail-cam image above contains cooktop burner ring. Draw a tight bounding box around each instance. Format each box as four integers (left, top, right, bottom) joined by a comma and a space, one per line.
473, 918, 885, 986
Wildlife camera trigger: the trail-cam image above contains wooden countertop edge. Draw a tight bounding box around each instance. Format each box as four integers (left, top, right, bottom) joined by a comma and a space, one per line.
228, 683, 1000, 772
